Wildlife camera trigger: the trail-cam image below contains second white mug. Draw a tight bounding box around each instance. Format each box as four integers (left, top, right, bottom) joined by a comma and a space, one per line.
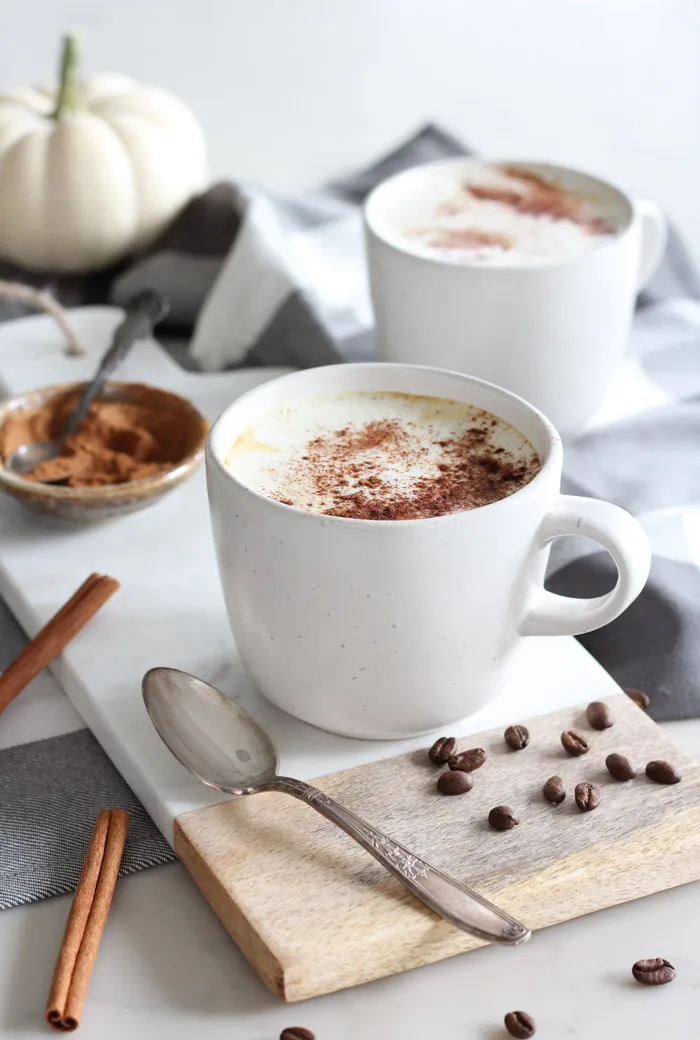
364, 159, 667, 435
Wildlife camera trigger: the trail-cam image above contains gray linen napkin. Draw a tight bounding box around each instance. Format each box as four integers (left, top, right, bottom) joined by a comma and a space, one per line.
0, 729, 175, 909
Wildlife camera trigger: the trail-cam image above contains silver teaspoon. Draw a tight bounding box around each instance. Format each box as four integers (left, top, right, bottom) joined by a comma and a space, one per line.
142, 667, 530, 947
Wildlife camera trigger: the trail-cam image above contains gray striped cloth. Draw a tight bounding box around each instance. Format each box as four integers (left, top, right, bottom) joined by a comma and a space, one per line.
1, 124, 699, 909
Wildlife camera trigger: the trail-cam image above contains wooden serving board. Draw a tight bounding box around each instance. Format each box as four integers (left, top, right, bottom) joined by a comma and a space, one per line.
176, 693, 700, 1002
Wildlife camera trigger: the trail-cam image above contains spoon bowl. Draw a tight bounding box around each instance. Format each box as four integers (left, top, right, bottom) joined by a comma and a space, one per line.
143, 667, 278, 792
142, 667, 531, 946
7, 438, 64, 478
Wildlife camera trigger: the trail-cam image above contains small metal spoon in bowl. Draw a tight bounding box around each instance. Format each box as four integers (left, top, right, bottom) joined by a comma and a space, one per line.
142, 667, 531, 946
6, 290, 169, 483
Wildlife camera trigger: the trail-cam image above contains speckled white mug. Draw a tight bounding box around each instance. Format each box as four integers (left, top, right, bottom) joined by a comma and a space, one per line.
207, 363, 650, 739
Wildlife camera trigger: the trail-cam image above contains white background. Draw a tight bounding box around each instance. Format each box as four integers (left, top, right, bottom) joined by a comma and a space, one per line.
1, 0, 699, 252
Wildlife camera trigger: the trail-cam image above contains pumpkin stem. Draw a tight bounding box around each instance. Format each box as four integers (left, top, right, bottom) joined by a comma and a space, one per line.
52, 32, 80, 119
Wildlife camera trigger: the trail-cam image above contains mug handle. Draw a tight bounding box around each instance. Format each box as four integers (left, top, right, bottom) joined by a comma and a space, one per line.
519, 496, 651, 637
636, 197, 668, 289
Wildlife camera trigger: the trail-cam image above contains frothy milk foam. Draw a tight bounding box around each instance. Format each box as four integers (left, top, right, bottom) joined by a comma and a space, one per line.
386, 163, 615, 265
226, 391, 541, 521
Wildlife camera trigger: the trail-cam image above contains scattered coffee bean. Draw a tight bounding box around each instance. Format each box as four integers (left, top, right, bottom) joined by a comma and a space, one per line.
632, 958, 676, 986
561, 730, 590, 756
504, 1010, 536, 1038
625, 687, 650, 710
428, 736, 457, 764
280, 1028, 315, 1040
488, 805, 519, 830
605, 753, 637, 781
646, 760, 681, 785
437, 769, 473, 795
586, 700, 613, 730
542, 775, 566, 804
448, 747, 486, 772
504, 724, 530, 750
574, 781, 600, 812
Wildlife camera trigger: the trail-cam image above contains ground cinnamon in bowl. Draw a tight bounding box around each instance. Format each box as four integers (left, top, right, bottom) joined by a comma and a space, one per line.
303, 419, 535, 520
0, 381, 208, 522
0, 385, 198, 488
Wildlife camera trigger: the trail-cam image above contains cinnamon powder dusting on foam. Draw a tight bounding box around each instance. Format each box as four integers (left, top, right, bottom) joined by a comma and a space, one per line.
427, 228, 513, 252
465, 167, 611, 235
271, 415, 539, 520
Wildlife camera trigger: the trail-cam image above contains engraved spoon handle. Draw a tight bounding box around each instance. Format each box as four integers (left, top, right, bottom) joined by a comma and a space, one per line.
271, 776, 530, 946
63, 290, 170, 437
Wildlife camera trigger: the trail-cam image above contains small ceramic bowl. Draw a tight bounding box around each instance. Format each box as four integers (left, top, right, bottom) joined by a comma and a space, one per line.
0, 381, 208, 522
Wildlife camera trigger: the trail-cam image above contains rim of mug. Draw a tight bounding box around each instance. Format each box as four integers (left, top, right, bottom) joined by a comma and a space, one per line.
207, 363, 562, 527
363, 157, 635, 271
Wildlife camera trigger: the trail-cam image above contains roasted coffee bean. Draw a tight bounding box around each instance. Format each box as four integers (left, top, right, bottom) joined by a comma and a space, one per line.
542, 775, 566, 804
428, 736, 457, 764
632, 958, 676, 986
488, 805, 519, 830
561, 730, 590, 757
574, 781, 600, 812
280, 1028, 316, 1040
625, 687, 650, 710
605, 753, 637, 781
504, 1010, 536, 1038
586, 700, 613, 730
646, 760, 681, 785
437, 769, 473, 795
448, 747, 486, 772
504, 724, 530, 750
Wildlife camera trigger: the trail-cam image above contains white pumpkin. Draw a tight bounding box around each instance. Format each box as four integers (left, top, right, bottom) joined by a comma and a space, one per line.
0, 34, 208, 273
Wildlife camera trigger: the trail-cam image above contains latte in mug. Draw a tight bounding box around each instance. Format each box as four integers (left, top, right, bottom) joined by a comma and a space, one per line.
395, 162, 615, 265
226, 390, 541, 520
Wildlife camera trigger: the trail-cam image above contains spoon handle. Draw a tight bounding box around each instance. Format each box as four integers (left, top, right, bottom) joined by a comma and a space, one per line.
64, 290, 170, 437
272, 776, 530, 946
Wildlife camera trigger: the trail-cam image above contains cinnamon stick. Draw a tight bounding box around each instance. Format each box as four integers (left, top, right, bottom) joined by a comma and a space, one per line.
0, 573, 119, 716
46, 809, 129, 1031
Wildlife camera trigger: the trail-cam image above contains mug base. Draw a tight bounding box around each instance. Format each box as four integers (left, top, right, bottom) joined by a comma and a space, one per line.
256, 684, 488, 742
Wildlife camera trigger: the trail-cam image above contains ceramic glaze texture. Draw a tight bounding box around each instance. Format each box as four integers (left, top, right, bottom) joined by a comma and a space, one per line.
207, 364, 651, 738
365, 160, 667, 435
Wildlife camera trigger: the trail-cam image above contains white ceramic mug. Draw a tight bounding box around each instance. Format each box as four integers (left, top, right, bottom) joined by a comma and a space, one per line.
364, 160, 667, 434
207, 363, 651, 739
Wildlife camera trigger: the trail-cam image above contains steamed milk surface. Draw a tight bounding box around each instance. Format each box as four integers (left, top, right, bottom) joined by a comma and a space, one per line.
394, 163, 614, 265
226, 391, 540, 520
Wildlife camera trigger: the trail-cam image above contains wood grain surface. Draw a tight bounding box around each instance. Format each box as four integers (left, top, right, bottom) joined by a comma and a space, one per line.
175, 694, 700, 1001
